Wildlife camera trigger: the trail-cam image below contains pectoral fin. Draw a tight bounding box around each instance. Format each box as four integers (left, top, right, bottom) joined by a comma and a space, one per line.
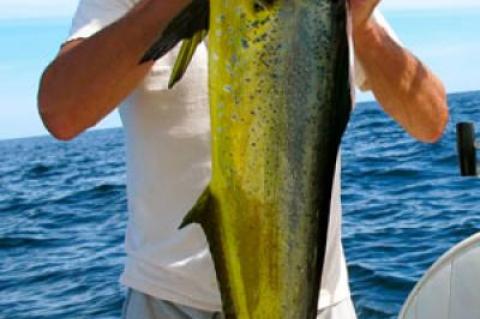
179, 186, 212, 229
139, 0, 209, 64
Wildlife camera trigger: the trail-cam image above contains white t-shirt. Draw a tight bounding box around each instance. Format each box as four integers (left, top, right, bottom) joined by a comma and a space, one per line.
67, 1, 397, 312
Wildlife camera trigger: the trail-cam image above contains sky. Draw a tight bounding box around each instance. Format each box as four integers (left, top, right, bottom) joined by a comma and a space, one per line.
380, 0, 480, 11
0, 1, 479, 139
0, 0, 77, 20
2, 0, 480, 19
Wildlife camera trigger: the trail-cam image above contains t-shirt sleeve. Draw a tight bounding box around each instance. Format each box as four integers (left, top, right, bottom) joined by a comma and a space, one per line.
354, 9, 402, 90
66, 0, 134, 43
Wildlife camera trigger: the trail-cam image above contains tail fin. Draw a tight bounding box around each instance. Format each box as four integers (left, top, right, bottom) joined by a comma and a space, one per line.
140, 0, 209, 64
168, 30, 208, 89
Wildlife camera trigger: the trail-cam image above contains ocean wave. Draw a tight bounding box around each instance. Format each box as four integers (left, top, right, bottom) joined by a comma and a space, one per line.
54, 183, 126, 205
0, 236, 62, 248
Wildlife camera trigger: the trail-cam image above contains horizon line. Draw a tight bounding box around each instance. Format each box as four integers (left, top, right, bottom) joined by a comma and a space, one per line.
1, 89, 478, 143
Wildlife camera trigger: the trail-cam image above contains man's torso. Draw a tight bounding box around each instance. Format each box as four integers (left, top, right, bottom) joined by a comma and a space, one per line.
68, 0, 353, 311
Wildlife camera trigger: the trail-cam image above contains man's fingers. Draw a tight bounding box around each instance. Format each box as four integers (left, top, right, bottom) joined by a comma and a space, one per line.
350, 0, 381, 28
350, 0, 380, 12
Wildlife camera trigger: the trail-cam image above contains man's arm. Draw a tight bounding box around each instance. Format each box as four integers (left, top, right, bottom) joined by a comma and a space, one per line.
352, 1, 449, 143
38, 0, 190, 141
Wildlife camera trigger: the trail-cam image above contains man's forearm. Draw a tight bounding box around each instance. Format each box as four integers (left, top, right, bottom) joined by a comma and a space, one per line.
354, 19, 449, 143
38, 0, 190, 140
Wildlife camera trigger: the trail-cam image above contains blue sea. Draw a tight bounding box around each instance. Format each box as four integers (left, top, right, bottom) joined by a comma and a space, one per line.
1, 90, 480, 318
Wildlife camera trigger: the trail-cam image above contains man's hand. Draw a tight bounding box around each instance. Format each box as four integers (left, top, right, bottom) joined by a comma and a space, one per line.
350, 0, 381, 32
350, 0, 449, 143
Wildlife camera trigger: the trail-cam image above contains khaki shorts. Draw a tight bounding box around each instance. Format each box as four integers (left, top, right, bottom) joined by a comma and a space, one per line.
122, 289, 357, 319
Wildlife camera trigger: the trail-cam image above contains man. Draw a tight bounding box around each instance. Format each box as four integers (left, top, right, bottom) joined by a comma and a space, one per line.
38, 0, 449, 318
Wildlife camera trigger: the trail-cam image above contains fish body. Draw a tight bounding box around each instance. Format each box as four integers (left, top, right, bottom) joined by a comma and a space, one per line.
143, 1, 352, 318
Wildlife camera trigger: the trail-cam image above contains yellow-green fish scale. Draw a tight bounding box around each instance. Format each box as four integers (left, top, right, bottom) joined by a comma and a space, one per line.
202, 0, 352, 318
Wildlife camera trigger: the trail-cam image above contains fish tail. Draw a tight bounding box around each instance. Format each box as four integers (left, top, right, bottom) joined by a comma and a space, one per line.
168, 29, 208, 89
139, 0, 209, 64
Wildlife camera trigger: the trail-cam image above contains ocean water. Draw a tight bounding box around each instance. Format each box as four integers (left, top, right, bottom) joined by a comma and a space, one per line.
1, 91, 480, 318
